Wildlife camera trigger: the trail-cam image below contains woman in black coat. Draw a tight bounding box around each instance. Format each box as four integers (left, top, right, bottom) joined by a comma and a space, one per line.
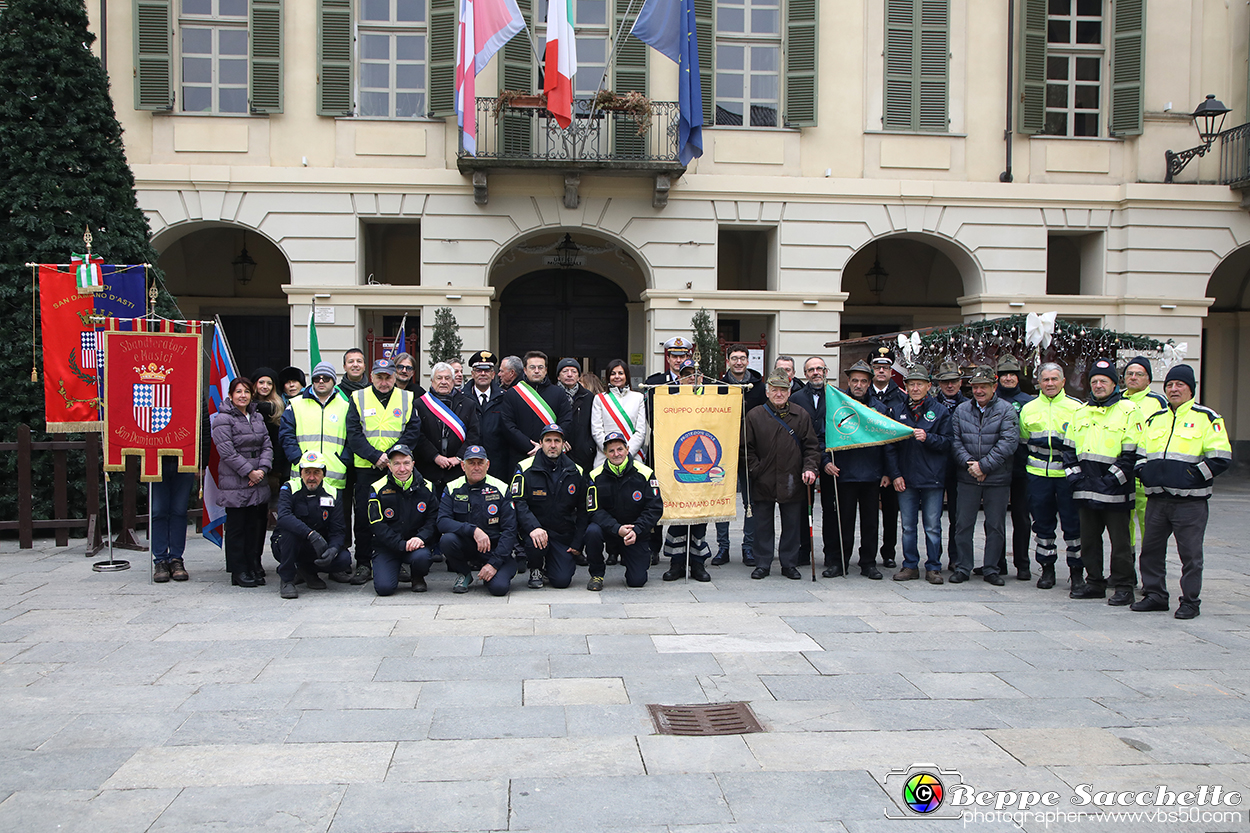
210, 377, 274, 587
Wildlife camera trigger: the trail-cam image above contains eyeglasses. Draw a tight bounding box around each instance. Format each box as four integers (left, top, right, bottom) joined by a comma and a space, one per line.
397, 365, 414, 373
312, 376, 334, 383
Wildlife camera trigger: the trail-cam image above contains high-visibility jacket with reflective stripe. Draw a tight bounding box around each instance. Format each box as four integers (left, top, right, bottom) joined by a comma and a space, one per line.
1019, 391, 1082, 477
1126, 388, 1168, 421
350, 387, 414, 468
289, 396, 349, 487
1136, 399, 1231, 500
1061, 393, 1143, 509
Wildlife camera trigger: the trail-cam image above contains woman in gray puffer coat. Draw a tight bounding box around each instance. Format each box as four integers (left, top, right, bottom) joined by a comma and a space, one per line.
210, 377, 273, 588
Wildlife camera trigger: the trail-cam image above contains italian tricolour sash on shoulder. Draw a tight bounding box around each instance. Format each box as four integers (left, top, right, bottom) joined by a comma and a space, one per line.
598, 391, 635, 439
515, 381, 557, 424
420, 391, 467, 441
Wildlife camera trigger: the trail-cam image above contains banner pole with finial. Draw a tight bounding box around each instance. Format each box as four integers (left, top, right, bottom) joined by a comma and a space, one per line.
31, 265, 38, 382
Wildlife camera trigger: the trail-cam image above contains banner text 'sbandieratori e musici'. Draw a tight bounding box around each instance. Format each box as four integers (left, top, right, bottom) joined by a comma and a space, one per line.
651, 386, 742, 523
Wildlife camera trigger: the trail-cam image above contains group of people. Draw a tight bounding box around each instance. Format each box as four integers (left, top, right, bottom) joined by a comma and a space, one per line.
146, 337, 1230, 619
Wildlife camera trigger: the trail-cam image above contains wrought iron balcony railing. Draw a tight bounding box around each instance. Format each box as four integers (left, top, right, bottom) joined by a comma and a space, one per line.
1219, 123, 1250, 188
460, 96, 681, 163
456, 97, 686, 208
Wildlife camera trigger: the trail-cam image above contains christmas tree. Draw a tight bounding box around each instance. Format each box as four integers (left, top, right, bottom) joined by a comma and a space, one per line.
691, 308, 722, 380
0, 0, 176, 525
427, 307, 464, 367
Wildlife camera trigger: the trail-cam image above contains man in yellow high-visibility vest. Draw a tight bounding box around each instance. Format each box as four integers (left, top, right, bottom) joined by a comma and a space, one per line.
345, 358, 423, 585
1131, 364, 1232, 620
1061, 360, 1143, 606
1121, 356, 1168, 550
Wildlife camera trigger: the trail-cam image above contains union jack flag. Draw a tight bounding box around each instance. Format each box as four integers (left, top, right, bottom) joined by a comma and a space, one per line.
80, 331, 97, 369
133, 383, 172, 433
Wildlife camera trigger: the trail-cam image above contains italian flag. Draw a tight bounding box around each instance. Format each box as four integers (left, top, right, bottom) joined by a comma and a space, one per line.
543, 0, 577, 129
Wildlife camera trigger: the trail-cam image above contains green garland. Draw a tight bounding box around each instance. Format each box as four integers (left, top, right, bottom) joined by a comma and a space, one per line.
907, 314, 1167, 380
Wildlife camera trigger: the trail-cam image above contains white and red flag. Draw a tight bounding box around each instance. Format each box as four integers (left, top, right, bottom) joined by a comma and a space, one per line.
542, 0, 577, 128
456, 0, 527, 155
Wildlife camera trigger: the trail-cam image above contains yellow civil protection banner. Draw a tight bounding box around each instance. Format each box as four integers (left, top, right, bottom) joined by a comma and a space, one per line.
652, 386, 743, 523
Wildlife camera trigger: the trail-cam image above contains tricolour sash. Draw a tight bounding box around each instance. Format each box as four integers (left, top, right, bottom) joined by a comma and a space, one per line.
515, 381, 557, 425
598, 390, 635, 439
420, 391, 466, 442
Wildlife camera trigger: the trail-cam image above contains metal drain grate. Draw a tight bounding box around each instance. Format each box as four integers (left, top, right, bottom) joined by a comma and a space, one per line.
647, 702, 764, 736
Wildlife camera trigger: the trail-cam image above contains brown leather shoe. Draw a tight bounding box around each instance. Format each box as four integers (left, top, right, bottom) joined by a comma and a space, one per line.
925, 570, 944, 585
168, 559, 188, 581
892, 567, 919, 581
152, 561, 171, 583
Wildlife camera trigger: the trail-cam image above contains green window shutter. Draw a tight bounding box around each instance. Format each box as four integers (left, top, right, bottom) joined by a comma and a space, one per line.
1018, 0, 1046, 134
694, 0, 714, 125
613, 0, 648, 96
499, 0, 534, 155
614, 0, 648, 156
134, 0, 173, 111
250, 0, 282, 113
784, 0, 817, 126
883, 0, 914, 129
318, 0, 353, 116
429, 0, 457, 115
884, 0, 947, 132
916, 0, 947, 131
1109, 0, 1145, 136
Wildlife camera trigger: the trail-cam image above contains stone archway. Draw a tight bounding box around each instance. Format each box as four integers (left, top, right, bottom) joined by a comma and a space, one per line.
1202, 246, 1250, 458
838, 234, 974, 370
155, 223, 292, 374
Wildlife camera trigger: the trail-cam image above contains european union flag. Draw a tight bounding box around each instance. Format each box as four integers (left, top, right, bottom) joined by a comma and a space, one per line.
631, 0, 703, 166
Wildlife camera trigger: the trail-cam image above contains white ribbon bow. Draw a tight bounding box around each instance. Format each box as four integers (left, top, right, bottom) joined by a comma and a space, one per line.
1163, 342, 1188, 368
1025, 311, 1057, 350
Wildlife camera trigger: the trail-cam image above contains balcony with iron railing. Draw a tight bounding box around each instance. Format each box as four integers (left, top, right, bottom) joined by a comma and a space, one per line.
456, 96, 687, 209
1219, 123, 1250, 191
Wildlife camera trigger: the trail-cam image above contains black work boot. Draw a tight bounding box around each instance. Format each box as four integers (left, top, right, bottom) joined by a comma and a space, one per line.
662, 559, 686, 581
1036, 564, 1056, 589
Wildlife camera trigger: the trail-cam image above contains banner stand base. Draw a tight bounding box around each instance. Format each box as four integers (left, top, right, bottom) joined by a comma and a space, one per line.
92, 559, 131, 572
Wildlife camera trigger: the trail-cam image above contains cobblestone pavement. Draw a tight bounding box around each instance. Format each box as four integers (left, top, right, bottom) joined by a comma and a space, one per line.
1, 475, 1247, 832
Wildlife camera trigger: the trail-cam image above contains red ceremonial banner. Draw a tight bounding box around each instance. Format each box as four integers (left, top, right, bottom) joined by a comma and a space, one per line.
102, 326, 203, 481
39, 265, 99, 432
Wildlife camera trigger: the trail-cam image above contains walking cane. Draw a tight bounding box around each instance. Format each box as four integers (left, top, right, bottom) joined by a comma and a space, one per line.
808, 481, 816, 582
831, 472, 848, 579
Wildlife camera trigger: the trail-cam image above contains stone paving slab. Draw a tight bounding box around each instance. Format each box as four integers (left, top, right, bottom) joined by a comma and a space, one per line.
1, 474, 1248, 831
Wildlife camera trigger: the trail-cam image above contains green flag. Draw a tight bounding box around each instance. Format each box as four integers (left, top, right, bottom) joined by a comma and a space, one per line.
308, 307, 321, 367
824, 384, 913, 450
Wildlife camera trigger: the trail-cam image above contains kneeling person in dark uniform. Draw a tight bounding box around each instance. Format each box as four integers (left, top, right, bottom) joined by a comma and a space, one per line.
438, 446, 519, 596
511, 424, 589, 589
273, 451, 352, 599
368, 444, 439, 595
584, 432, 664, 590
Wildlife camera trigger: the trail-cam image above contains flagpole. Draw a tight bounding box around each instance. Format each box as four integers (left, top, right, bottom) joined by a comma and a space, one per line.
831, 473, 847, 580
590, 0, 643, 114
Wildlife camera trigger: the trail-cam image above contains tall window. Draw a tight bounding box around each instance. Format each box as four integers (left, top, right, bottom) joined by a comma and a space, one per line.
358, 0, 427, 118
1043, 0, 1102, 136
179, 0, 248, 113
715, 0, 781, 126
530, 0, 612, 100
573, 0, 610, 99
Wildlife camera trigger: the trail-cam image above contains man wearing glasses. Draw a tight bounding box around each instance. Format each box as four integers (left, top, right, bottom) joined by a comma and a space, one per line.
392, 352, 422, 393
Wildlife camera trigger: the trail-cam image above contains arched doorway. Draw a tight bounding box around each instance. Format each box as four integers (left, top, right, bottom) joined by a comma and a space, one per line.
499, 270, 628, 374
838, 235, 970, 372
1203, 247, 1250, 458
156, 224, 291, 374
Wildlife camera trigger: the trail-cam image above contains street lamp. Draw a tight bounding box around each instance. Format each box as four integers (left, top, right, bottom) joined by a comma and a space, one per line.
232, 234, 257, 285
865, 243, 889, 303
552, 233, 580, 269
1164, 94, 1230, 183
